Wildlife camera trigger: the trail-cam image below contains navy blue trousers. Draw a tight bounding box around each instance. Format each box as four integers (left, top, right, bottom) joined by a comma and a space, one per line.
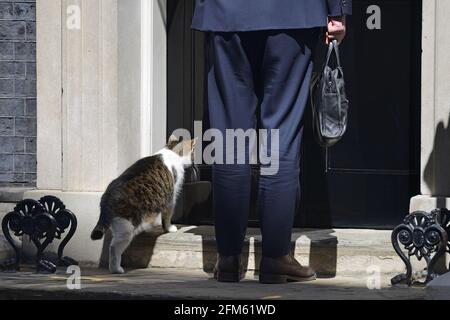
206, 29, 320, 258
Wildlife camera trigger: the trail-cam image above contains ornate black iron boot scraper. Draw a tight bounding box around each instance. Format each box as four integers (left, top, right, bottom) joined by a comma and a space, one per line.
1, 196, 78, 273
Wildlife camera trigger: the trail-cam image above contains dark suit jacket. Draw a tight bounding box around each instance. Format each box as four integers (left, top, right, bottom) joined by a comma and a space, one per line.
192, 0, 352, 32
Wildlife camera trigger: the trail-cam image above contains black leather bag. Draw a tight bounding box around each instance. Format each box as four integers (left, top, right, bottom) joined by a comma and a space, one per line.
310, 40, 349, 148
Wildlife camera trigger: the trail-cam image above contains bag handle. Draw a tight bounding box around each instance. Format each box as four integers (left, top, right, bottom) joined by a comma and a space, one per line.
325, 39, 342, 68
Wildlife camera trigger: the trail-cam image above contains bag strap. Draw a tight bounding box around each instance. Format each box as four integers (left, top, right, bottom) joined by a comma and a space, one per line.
325, 40, 342, 68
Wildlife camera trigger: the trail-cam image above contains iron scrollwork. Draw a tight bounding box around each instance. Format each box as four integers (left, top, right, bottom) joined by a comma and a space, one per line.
38, 196, 78, 266
391, 209, 450, 286
1, 196, 78, 273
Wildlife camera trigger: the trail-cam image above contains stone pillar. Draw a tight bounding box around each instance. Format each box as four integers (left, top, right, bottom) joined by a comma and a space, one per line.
25, 0, 167, 264
410, 0, 450, 212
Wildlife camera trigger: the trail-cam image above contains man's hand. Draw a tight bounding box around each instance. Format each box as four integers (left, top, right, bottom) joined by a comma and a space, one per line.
326, 16, 347, 44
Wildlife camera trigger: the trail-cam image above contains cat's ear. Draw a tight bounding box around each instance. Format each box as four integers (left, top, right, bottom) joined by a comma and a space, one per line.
168, 134, 179, 144
192, 137, 199, 148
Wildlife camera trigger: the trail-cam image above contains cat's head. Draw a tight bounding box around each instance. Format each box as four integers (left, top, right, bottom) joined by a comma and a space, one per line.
166, 135, 198, 166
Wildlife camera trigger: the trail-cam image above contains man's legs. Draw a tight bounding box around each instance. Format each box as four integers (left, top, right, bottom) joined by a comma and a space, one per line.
258, 29, 320, 258
206, 28, 319, 276
206, 32, 261, 256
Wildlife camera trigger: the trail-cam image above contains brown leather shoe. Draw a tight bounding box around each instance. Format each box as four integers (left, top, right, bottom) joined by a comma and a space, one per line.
213, 255, 245, 282
259, 254, 317, 284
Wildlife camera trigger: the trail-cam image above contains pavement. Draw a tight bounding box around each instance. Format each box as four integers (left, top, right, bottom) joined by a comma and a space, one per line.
0, 266, 435, 300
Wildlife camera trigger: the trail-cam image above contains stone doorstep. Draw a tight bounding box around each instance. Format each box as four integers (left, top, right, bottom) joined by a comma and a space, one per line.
1, 222, 438, 278
0, 200, 439, 278
18, 190, 434, 277
112, 226, 432, 277
0, 194, 437, 278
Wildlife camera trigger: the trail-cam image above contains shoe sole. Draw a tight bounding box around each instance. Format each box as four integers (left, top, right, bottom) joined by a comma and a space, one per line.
214, 271, 245, 283
259, 273, 317, 284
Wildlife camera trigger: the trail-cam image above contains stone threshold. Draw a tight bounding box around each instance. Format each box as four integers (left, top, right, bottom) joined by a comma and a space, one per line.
107, 226, 419, 278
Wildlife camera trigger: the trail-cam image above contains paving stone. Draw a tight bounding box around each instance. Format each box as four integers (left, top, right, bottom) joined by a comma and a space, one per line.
0, 267, 430, 300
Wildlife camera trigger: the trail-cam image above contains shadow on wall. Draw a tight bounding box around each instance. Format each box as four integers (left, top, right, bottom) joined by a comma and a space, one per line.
157, 0, 167, 27
423, 116, 450, 209
421, 117, 450, 274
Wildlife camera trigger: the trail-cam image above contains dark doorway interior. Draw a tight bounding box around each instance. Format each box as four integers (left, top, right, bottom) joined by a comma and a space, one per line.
167, 0, 422, 229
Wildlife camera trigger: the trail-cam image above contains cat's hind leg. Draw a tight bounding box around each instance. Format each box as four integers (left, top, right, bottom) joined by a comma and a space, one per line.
162, 206, 177, 233
109, 218, 135, 274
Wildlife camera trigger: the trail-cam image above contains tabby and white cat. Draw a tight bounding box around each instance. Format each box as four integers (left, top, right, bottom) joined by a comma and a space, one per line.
91, 135, 197, 274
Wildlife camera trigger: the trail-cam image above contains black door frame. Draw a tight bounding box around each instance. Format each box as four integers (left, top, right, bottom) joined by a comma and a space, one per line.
167, 0, 422, 229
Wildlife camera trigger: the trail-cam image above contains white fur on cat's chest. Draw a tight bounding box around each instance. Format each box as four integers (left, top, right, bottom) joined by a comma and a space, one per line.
157, 148, 186, 204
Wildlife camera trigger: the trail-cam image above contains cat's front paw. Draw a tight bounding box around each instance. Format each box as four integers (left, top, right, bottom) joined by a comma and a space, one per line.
110, 266, 125, 274
167, 225, 178, 233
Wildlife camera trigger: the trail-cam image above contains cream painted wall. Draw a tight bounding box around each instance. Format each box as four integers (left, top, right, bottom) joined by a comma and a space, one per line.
36, 0, 167, 192
411, 0, 450, 214
118, 0, 167, 173
416, 0, 450, 197
36, 0, 63, 190
61, 0, 119, 192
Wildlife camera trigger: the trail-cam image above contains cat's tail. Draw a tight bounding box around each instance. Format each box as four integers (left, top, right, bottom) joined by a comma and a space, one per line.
90, 197, 111, 240
90, 223, 107, 240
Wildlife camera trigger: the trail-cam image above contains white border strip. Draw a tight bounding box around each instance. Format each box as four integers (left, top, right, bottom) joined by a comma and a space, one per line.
140, 0, 153, 157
